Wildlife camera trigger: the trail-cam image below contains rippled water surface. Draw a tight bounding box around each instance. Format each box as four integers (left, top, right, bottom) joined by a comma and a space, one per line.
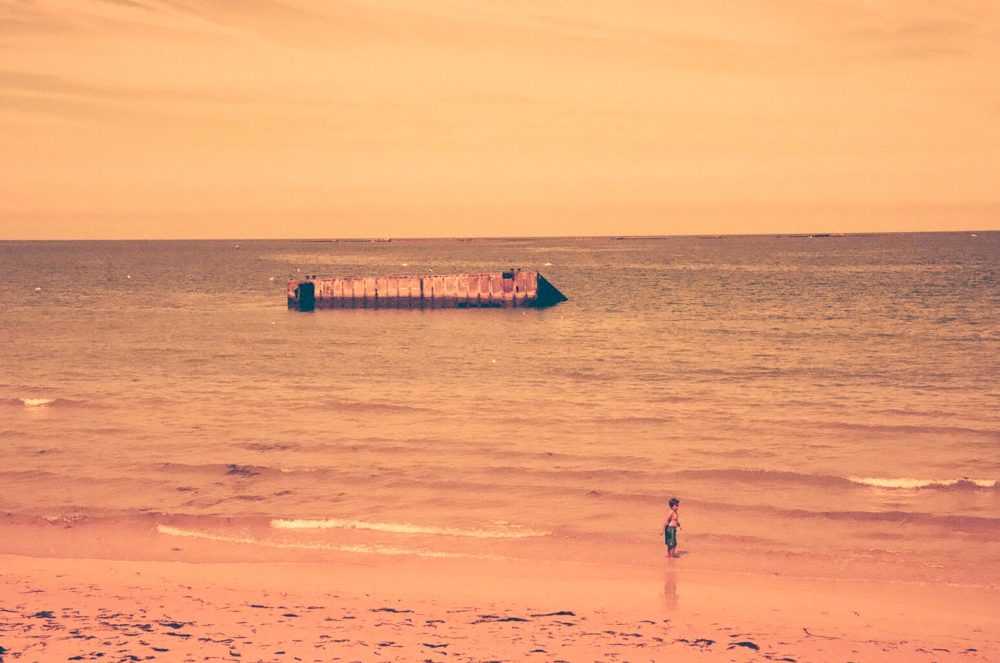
1, 234, 998, 581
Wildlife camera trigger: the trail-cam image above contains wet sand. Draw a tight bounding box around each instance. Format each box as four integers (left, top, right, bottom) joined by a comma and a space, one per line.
2, 547, 997, 663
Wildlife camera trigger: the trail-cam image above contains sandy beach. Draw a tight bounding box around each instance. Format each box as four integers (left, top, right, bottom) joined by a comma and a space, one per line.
2, 523, 998, 663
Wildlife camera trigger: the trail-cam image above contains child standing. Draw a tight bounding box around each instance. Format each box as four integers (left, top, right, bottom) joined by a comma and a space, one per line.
661, 498, 681, 558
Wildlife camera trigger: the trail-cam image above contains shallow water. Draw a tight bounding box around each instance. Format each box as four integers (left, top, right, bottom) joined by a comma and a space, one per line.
1, 234, 998, 583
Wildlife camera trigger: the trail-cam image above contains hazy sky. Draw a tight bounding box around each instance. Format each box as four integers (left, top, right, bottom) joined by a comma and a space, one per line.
1, 0, 998, 238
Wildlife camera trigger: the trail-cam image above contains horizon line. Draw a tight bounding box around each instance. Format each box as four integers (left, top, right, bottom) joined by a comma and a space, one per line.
0, 229, 994, 242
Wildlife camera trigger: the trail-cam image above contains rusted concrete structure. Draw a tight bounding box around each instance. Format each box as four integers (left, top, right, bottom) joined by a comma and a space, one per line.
288, 270, 567, 311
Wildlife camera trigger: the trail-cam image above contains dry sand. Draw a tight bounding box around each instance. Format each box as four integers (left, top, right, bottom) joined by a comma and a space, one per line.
2, 545, 998, 663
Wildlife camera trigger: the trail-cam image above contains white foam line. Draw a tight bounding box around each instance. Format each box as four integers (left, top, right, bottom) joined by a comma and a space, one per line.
336, 544, 465, 558
20, 398, 55, 407
156, 525, 328, 549
156, 525, 467, 558
848, 477, 997, 489
270, 518, 549, 539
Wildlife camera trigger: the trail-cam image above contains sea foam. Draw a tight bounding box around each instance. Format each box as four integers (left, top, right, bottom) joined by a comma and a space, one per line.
20, 398, 56, 407
848, 477, 997, 489
271, 518, 549, 539
156, 524, 466, 557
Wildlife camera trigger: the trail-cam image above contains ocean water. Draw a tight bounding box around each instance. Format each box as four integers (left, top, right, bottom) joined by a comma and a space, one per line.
1, 234, 998, 584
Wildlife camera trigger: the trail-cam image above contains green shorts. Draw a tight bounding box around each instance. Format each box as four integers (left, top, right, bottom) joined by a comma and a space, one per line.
665, 526, 678, 548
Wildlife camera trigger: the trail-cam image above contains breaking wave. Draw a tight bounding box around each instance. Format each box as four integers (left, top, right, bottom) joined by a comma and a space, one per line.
20, 397, 56, 407
848, 477, 998, 490
3, 397, 76, 408
1, 396, 100, 410
668, 469, 997, 491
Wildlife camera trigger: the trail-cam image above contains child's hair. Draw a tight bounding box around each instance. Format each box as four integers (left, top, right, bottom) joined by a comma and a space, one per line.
669, 498, 679, 508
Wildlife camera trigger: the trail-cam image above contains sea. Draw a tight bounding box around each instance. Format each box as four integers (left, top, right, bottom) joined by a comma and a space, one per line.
1, 234, 998, 587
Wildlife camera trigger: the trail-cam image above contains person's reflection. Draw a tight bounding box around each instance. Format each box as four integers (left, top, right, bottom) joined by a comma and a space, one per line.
662, 568, 678, 610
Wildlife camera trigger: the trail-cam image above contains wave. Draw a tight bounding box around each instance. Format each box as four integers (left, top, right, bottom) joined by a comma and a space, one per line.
817, 421, 1000, 439
156, 525, 292, 547
668, 469, 998, 491
591, 415, 679, 426
2, 397, 78, 408
797, 509, 1000, 529
271, 518, 549, 539
848, 476, 998, 490
664, 499, 1000, 534
156, 462, 280, 478
21, 397, 56, 407
155, 525, 465, 558
306, 397, 432, 415
669, 468, 853, 487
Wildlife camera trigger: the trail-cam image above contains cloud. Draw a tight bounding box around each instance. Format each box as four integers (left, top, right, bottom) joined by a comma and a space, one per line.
0, 69, 317, 106
852, 17, 978, 59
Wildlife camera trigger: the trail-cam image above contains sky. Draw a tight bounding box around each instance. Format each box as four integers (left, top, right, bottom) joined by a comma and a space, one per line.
1, 0, 998, 239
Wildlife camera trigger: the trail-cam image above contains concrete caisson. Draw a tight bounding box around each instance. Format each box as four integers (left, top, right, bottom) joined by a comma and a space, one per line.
288, 270, 567, 311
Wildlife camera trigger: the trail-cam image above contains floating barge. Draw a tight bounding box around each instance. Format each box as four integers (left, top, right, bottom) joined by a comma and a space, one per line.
288, 270, 567, 311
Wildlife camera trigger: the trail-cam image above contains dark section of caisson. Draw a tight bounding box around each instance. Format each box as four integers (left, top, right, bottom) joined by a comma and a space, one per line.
293, 281, 315, 312
535, 273, 569, 308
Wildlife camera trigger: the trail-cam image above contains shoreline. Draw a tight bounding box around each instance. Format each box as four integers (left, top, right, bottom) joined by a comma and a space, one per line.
2, 547, 997, 662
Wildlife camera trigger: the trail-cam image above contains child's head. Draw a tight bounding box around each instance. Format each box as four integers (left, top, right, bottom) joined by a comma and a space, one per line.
669, 498, 680, 508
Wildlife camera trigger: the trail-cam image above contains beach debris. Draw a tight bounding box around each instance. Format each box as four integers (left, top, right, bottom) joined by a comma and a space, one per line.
729, 640, 760, 650
802, 628, 838, 640
473, 615, 530, 624
423, 642, 449, 648
530, 611, 575, 618
226, 464, 260, 477
44, 514, 86, 526
371, 607, 414, 613
159, 621, 188, 629
30, 611, 54, 618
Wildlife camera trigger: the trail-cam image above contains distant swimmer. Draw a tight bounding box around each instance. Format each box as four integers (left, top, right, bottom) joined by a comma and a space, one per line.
660, 497, 681, 558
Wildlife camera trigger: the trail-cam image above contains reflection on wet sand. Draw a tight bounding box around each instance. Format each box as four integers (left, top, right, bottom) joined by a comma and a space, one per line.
662, 568, 678, 610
